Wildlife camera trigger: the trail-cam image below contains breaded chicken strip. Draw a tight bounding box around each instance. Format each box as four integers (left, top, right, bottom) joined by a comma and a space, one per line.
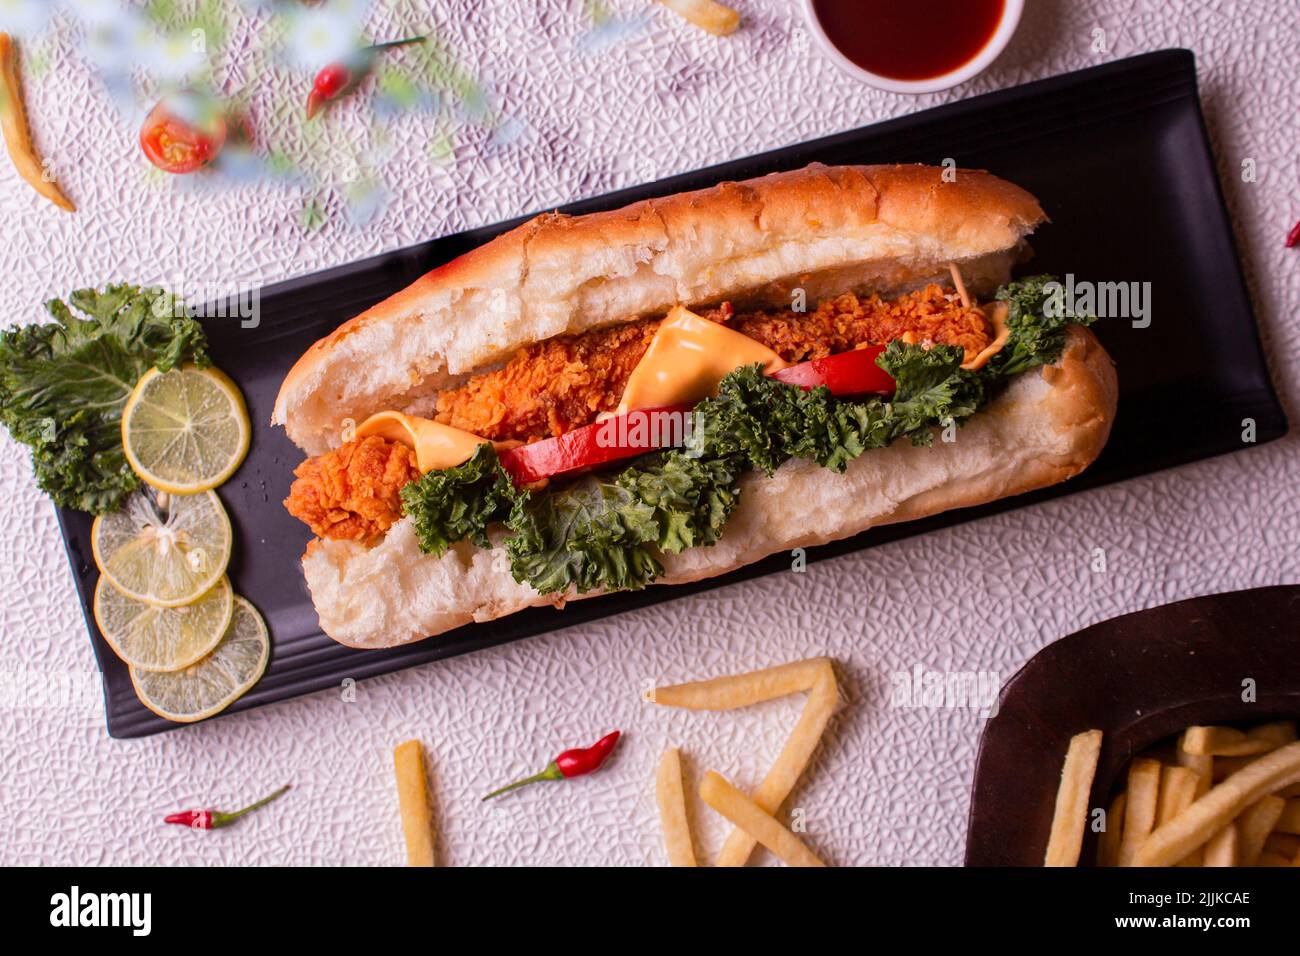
285, 434, 420, 540
435, 319, 658, 442
721, 285, 991, 363
289, 286, 992, 540
436, 285, 990, 442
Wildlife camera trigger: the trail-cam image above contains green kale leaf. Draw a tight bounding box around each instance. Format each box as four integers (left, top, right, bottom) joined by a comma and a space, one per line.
876, 340, 983, 447
991, 274, 1096, 378
504, 451, 741, 595
399, 442, 524, 555
694, 341, 976, 469
0, 285, 210, 514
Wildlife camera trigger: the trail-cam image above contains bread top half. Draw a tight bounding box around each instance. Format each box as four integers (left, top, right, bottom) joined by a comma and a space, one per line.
274, 163, 1046, 456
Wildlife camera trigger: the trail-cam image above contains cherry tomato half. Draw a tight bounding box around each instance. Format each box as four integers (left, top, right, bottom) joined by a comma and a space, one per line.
139, 99, 227, 174
770, 345, 895, 397
499, 405, 693, 487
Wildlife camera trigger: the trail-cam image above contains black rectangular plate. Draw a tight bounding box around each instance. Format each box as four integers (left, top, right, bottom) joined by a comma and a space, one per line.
54, 49, 1287, 737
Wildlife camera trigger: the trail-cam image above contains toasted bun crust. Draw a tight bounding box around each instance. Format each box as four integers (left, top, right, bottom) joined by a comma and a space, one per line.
275, 164, 1045, 455
301, 327, 1116, 649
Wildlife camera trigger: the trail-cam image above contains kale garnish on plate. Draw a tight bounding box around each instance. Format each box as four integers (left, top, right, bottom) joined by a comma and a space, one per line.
0, 285, 209, 514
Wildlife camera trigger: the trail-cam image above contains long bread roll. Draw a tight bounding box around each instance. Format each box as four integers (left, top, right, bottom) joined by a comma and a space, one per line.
276, 164, 1117, 648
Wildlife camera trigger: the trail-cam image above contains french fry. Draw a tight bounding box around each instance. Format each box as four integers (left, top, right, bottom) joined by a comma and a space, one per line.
1279, 783, 1300, 799
658, 0, 740, 36
1236, 795, 1287, 867
1176, 732, 1211, 866
1176, 729, 1213, 784
1044, 730, 1103, 867
1135, 743, 1300, 866
1248, 720, 1297, 749
1152, 765, 1202, 866
655, 747, 697, 867
652, 657, 831, 710
1097, 790, 1126, 867
1213, 754, 1262, 782
1182, 725, 1275, 757
1263, 832, 1300, 859
715, 662, 838, 867
699, 771, 826, 867
393, 739, 436, 867
1157, 765, 1200, 826
1258, 850, 1292, 867
0, 34, 74, 212
1202, 823, 1237, 867
1118, 758, 1163, 866
1274, 798, 1300, 835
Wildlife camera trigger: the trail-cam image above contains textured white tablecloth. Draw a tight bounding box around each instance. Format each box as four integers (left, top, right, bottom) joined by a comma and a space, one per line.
1, 0, 1296, 867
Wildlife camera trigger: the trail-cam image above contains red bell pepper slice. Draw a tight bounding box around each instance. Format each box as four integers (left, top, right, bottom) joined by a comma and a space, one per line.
770, 345, 894, 396
499, 347, 894, 487
499, 404, 693, 486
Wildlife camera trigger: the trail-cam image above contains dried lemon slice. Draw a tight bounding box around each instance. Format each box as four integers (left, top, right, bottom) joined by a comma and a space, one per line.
121, 364, 250, 494
93, 575, 233, 672
91, 487, 231, 607
131, 595, 269, 723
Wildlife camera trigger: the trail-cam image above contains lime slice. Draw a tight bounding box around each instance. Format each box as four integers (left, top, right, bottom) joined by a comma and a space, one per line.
91, 487, 232, 607
122, 364, 250, 494
94, 575, 233, 672
131, 595, 270, 723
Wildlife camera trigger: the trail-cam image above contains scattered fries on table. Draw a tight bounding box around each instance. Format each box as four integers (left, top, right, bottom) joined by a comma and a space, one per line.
699, 771, 826, 868
393, 739, 437, 867
650, 657, 840, 867
658, 0, 740, 36
1044, 719, 1300, 867
652, 656, 830, 710
655, 747, 698, 867
0, 34, 75, 212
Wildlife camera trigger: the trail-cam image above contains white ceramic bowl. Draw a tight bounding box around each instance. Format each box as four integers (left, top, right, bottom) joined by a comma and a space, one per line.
802, 0, 1024, 94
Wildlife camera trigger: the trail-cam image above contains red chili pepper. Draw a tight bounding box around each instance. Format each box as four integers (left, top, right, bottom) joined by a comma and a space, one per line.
163, 784, 291, 830
1287, 220, 1300, 248
306, 35, 426, 120
482, 731, 621, 801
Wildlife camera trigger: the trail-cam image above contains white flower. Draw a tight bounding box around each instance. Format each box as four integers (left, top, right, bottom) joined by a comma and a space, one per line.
282, 1, 369, 71
143, 30, 207, 82
0, 0, 53, 37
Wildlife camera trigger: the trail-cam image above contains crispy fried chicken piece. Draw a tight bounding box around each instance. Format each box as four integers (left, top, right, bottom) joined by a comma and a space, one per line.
435, 319, 660, 442
436, 285, 990, 442
713, 285, 991, 363
288, 285, 993, 540
284, 435, 420, 541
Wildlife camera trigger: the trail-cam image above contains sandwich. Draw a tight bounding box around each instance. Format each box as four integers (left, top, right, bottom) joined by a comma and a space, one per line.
274, 163, 1118, 649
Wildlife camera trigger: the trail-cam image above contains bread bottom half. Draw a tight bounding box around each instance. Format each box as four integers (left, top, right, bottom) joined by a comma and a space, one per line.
301, 327, 1117, 649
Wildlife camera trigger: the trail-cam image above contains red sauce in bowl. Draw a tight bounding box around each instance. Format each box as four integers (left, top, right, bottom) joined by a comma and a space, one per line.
810, 0, 1006, 81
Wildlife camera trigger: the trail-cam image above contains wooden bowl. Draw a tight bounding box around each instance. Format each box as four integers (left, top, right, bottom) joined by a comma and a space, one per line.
965, 585, 1300, 866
